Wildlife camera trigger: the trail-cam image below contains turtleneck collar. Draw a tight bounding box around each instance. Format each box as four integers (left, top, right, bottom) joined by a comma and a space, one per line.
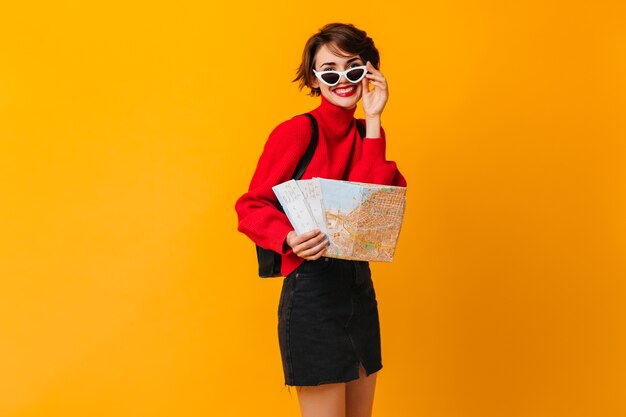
313, 94, 357, 129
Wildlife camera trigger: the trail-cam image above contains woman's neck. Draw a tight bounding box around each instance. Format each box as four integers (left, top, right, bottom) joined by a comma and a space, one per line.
314, 95, 357, 129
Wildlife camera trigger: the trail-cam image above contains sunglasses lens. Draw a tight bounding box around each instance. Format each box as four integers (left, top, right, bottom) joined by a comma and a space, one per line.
346, 68, 366, 82
320, 73, 340, 85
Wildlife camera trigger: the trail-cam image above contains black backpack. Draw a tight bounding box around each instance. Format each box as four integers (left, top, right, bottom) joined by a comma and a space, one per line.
256, 113, 365, 278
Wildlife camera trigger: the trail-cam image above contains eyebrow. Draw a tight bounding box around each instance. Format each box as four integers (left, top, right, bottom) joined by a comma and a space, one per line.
319, 57, 362, 67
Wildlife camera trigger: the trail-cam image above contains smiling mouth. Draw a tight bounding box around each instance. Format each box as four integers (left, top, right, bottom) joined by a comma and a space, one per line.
332, 85, 357, 96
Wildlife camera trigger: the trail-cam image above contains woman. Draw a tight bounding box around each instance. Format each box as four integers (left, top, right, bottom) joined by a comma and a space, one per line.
235, 23, 407, 417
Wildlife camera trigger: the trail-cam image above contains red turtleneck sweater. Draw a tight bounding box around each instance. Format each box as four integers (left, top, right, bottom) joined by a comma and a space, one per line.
235, 96, 407, 276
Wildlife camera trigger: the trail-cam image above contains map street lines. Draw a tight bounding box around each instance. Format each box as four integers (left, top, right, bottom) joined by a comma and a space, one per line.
273, 178, 406, 262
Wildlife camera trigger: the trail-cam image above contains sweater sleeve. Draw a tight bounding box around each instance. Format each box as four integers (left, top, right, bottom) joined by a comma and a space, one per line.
235, 116, 312, 254
347, 123, 407, 186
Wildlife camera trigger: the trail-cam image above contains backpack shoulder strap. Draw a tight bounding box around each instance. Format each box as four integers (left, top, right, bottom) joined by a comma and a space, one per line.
292, 113, 319, 180
355, 119, 366, 140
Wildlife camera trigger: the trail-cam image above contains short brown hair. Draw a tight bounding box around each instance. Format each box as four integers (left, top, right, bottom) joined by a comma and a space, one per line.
294, 23, 380, 97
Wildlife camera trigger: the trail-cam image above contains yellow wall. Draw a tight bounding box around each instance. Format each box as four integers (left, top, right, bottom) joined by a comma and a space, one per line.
1, 1, 625, 416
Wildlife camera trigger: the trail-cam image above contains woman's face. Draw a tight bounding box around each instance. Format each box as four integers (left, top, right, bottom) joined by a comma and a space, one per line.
311, 43, 365, 110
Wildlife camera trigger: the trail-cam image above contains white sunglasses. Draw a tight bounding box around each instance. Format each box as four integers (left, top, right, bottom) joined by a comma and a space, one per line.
312, 66, 368, 87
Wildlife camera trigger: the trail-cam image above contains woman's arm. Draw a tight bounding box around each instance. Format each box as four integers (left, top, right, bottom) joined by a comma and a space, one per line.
235, 117, 313, 254
347, 124, 407, 186
349, 61, 407, 187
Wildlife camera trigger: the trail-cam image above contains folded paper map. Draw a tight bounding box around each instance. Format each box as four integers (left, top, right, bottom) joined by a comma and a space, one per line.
273, 178, 406, 262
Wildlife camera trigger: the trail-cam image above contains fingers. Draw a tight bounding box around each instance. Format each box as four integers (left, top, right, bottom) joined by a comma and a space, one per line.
361, 61, 389, 118
365, 61, 387, 90
365, 61, 379, 73
361, 75, 371, 93
299, 237, 328, 260
286, 229, 329, 260
287, 229, 321, 246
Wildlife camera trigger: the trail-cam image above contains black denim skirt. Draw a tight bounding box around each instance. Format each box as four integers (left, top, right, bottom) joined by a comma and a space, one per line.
277, 257, 383, 386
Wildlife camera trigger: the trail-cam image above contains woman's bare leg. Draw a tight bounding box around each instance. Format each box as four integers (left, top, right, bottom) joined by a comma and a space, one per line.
294, 364, 377, 417
345, 364, 378, 417
296, 382, 346, 417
